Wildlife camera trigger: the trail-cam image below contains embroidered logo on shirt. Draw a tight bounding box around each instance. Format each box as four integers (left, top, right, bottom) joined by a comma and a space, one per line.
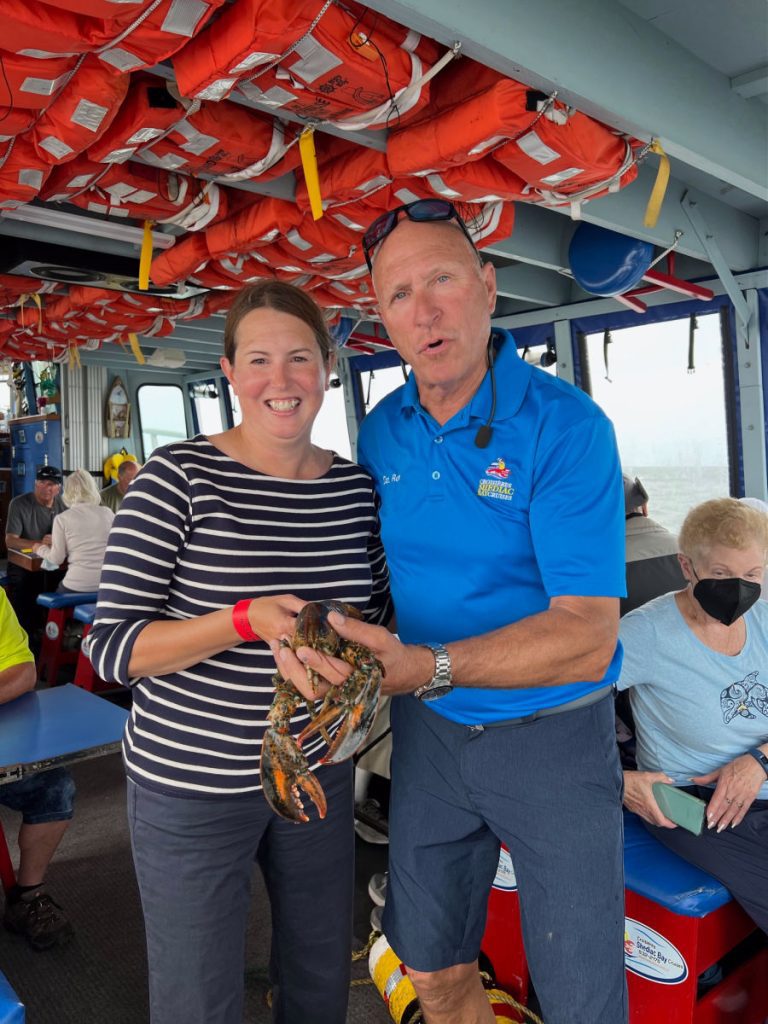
477, 457, 515, 501
381, 473, 401, 486
485, 458, 511, 478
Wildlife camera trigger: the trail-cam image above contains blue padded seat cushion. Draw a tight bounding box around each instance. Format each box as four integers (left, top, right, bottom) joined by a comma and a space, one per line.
72, 603, 97, 624
36, 592, 99, 610
623, 811, 731, 917
0, 971, 24, 1023
0, 574, 8, 588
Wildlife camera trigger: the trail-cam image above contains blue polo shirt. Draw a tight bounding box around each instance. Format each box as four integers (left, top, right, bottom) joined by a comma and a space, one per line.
357, 330, 625, 724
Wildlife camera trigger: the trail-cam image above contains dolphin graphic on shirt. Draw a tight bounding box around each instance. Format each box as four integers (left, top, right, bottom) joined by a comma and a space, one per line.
720, 671, 768, 723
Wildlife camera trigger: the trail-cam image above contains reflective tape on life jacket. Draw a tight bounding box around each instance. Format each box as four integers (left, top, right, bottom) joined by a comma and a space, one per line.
30, 55, 129, 165
0, 136, 51, 207
173, 0, 442, 130
3, 0, 225, 72
42, 158, 226, 230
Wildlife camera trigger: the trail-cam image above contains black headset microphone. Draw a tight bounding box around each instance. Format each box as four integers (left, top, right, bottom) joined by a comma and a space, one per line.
474, 339, 497, 449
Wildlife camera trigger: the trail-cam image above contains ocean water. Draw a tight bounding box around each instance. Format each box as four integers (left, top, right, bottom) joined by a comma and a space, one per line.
624, 465, 730, 535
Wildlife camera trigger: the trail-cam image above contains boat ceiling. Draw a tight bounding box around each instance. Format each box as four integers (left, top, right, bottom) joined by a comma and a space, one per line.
0, 0, 765, 374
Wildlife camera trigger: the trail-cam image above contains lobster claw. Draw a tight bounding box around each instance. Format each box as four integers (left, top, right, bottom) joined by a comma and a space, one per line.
261, 728, 328, 824
298, 669, 381, 766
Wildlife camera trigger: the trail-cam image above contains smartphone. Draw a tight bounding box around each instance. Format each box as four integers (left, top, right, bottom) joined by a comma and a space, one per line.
652, 783, 707, 835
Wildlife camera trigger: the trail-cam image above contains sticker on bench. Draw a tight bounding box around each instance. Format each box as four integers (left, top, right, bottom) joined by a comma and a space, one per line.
491, 847, 518, 892
623, 919, 688, 984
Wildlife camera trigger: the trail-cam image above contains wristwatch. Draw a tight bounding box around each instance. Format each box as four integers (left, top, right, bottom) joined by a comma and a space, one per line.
747, 747, 768, 777
413, 643, 453, 701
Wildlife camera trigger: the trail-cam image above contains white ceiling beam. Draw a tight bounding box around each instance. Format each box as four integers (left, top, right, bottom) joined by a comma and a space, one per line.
732, 66, 768, 99
361, 0, 768, 200
494, 262, 570, 305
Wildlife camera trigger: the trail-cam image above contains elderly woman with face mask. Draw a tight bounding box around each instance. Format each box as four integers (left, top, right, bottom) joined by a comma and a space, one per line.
618, 497, 768, 933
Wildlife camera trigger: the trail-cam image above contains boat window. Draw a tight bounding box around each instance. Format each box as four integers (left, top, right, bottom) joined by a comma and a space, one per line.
312, 376, 352, 459
362, 364, 411, 415
584, 312, 730, 533
190, 381, 223, 435
137, 384, 187, 459
228, 384, 241, 427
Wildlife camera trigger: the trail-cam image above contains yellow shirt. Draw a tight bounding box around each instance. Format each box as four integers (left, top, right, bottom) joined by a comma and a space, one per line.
0, 590, 35, 671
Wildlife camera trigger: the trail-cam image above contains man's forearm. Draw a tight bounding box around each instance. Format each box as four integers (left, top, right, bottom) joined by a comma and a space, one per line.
447, 601, 618, 689
5, 533, 35, 551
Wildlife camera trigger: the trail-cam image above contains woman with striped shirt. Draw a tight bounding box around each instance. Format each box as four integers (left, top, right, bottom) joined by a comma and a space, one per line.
89, 282, 392, 1024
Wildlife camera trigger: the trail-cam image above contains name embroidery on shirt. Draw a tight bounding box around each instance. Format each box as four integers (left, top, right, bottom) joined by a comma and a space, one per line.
477, 458, 515, 502
381, 473, 401, 486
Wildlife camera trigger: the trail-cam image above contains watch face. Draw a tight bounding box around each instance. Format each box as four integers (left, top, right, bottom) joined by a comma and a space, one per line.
419, 683, 453, 701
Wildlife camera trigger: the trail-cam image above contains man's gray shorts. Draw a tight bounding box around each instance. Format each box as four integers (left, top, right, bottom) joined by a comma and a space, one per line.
382, 691, 628, 1024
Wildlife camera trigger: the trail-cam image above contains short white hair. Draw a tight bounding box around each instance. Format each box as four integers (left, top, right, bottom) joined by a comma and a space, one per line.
63, 468, 102, 507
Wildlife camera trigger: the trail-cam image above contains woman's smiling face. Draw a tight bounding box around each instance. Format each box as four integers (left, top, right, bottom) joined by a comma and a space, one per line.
221, 307, 333, 446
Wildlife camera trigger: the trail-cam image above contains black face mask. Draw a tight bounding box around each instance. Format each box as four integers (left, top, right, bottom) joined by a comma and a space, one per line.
691, 568, 762, 626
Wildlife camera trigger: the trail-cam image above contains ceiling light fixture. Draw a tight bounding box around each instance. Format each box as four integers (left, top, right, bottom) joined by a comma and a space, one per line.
0, 205, 176, 250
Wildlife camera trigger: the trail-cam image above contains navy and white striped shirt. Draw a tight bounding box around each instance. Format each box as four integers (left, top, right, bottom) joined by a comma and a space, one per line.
88, 436, 392, 798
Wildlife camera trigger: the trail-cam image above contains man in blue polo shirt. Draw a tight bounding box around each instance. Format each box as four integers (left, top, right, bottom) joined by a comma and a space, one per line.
278, 200, 627, 1024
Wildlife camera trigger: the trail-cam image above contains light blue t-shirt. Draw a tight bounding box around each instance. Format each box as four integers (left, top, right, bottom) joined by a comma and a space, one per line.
358, 329, 626, 724
618, 592, 768, 799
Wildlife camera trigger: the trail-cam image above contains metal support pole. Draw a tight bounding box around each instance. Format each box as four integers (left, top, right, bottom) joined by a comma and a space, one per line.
735, 290, 767, 500
553, 320, 576, 385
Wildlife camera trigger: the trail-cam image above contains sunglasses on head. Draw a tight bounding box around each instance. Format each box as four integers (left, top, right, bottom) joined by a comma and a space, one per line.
362, 198, 479, 272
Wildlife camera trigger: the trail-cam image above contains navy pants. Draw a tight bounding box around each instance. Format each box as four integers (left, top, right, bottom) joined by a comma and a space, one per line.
127, 763, 354, 1024
383, 693, 628, 1024
646, 788, 768, 934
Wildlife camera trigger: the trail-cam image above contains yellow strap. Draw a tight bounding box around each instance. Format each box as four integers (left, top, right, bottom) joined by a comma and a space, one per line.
17, 292, 43, 333
643, 140, 670, 229
68, 344, 81, 371
299, 127, 323, 221
127, 332, 146, 365
138, 220, 154, 291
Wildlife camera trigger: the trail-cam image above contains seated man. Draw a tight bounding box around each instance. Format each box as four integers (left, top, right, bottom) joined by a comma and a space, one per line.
99, 458, 140, 513
0, 589, 75, 950
622, 473, 685, 616
5, 464, 66, 641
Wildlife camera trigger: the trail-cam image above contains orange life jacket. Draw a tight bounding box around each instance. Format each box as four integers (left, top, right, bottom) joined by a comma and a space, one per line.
173, 0, 441, 129
29, 55, 129, 166
3, 0, 226, 73
42, 158, 227, 230
0, 52, 80, 115
388, 59, 639, 209
0, 137, 52, 208
88, 76, 302, 183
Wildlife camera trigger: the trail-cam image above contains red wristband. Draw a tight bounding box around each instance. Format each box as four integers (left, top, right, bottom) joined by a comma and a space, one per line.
232, 600, 261, 642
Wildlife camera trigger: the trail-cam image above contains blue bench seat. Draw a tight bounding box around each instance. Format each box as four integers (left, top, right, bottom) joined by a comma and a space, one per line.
623, 811, 730, 917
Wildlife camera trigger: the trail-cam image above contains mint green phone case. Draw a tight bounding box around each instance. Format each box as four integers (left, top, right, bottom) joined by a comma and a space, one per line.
651, 783, 706, 835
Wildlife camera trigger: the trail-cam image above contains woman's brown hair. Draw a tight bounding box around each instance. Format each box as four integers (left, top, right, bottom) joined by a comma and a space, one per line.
223, 281, 334, 364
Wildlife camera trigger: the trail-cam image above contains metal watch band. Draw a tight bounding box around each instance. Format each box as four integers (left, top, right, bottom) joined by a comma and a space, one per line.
413, 642, 452, 700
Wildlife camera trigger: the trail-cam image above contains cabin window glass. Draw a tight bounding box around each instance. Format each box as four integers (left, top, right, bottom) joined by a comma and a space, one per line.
585, 312, 729, 533
311, 378, 352, 459
190, 381, 223, 435
228, 384, 241, 427
137, 384, 187, 459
